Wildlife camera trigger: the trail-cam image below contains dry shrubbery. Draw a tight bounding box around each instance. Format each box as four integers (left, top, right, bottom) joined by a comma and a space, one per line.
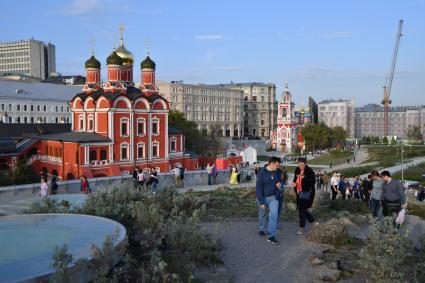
26, 187, 220, 282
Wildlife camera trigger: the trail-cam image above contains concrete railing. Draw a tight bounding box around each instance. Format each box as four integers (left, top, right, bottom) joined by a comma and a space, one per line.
0, 169, 254, 204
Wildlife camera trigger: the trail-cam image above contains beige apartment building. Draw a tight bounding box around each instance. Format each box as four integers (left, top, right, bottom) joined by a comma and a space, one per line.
0, 39, 56, 80
216, 82, 278, 138
318, 99, 355, 138
355, 104, 425, 139
157, 80, 244, 137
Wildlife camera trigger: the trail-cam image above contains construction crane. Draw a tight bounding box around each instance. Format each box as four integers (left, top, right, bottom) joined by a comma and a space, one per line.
382, 19, 403, 137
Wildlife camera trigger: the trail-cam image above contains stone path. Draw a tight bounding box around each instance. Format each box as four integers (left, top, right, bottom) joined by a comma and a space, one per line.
202, 220, 323, 283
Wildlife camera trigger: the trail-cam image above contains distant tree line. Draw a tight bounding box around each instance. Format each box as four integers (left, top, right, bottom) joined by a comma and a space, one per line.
301, 122, 348, 150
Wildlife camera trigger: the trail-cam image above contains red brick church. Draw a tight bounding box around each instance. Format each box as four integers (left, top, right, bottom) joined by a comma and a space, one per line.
6, 35, 197, 180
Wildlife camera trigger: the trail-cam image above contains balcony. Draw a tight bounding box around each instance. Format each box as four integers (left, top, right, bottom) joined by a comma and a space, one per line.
90, 160, 109, 167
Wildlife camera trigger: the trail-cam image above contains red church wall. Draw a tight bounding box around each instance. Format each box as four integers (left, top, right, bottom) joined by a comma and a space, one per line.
96, 112, 108, 135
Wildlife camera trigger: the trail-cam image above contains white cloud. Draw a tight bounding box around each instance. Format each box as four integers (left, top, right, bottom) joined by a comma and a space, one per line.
59, 0, 101, 15
194, 35, 224, 41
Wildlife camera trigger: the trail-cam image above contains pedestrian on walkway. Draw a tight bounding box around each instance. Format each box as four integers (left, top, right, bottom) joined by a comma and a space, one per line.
321, 172, 329, 192
370, 170, 384, 218
330, 172, 339, 200
171, 165, 182, 188
207, 163, 215, 185
256, 157, 282, 245
149, 167, 159, 194
229, 167, 239, 185
50, 173, 58, 195
293, 157, 316, 235
132, 167, 139, 189
338, 175, 347, 200
80, 176, 90, 194
39, 177, 48, 197
381, 171, 407, 217
137, 169, 145, 191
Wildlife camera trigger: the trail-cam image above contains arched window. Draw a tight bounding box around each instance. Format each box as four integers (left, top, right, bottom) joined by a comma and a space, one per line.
137, 118, 146, 136
121, 118, 129, 137
87, 115, 94, 131
152, 141, 159, 158
100, 150, 107, 160
78, 115, 85, 131
120, 143, 129, 160
282, 108, 287, 117
169, 138, 177, 152
151, 118, 159, 135
137, 142, 145, 159
89, 150, 97, 161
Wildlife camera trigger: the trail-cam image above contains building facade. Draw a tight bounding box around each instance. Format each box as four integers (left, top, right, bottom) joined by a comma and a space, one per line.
318, 99, 355, 138
355, 104, 425, 139
0, 39, 56, 79
157, 81, 244, 137
0, 80, 80, 124
270, 83, 311, 152
1, 34, 196, 180
216, 82, 277, 138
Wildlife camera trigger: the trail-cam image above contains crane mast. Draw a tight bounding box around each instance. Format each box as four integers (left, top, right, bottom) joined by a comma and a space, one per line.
382, 19, 403, 137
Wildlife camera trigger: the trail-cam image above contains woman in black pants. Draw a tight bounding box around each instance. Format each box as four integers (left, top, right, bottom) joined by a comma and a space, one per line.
293, 158, 316, 235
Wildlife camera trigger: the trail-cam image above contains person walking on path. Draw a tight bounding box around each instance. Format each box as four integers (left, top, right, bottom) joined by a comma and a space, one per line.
39, 177, 48, 197
370, 170, 384, 218
80, 176, 90, 194
292, 157, 316, 235
171, 165, 182, 188
381, 171, 407, 217
137, 169, 145, 191
132, 167, 139, 189
50, 173, 58, 195
330, 172, 339, 200
256, 157, 282, 245
229, 167, 239, 185
321, 172, 329, 192
207, 163, 215, 185
149, 167, 159, 194
338, 176, 347, 200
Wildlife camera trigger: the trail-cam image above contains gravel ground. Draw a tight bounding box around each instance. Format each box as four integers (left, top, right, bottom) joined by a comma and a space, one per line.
202, 220, 323, 283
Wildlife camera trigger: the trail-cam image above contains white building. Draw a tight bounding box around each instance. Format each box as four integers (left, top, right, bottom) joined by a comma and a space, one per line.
318, 99, 355, 138
157, 80, 244, 137
0, 80, 81, 124
240, 146, 257, 164
0, 39, 56, 80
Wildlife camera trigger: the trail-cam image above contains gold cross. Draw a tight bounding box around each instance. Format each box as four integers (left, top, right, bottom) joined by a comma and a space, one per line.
119, 24, 125, 39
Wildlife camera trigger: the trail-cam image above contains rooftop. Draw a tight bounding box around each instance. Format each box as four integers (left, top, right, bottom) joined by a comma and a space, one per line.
0, 80, 81, 101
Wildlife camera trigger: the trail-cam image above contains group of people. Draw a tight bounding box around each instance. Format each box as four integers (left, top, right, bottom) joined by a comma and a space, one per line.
328, 170, 407, 218
171, 164, 185, 188
256, 157, 317, 245
39, 174, 90, 197
132, 167, 159, 193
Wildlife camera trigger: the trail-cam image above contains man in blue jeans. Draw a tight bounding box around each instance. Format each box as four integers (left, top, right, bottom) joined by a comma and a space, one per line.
256, 156, 282, 245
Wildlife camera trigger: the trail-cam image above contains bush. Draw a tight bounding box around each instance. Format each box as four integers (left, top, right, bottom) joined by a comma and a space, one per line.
29, 187, 220, 282
359, 217, 412, 282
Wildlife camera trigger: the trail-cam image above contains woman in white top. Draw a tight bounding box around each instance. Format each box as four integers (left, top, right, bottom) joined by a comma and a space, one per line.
40, 177, 48, 197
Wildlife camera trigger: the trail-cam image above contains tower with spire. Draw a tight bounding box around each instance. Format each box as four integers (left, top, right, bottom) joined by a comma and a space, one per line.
270, 82, 312, 152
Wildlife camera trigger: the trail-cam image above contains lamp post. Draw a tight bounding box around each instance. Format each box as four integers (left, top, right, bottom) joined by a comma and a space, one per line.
401, 138, 404, 182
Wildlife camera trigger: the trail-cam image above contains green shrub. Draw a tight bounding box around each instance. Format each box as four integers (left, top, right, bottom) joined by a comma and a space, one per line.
359, 217, 412, 282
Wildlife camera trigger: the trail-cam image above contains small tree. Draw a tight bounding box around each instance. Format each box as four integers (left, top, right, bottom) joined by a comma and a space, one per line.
407, 125, 422, 143
382, 136, 389, 145
10, 157, 39, 185
390, 136, 397, 145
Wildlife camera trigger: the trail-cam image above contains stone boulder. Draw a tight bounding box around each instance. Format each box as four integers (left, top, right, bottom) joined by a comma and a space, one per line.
313, 191, 331, 208
315, 266, 341, 282
306, 218, 348, 245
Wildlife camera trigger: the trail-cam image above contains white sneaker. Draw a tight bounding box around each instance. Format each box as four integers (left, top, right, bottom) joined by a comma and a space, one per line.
296, 229, 304, 235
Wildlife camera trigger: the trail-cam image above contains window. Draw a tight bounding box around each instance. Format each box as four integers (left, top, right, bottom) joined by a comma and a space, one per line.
253, 96, 257, 102
24, 105, 27, 111
30, 105, 34, 111
121, 118, 129, 136
152, 118, 159, 135
89, 150, 97, 161
137, 118, 145, 136
152, 142, 159, 158
170, 140, 176, 152
137, 143, 145, 159
79, 115, 84, 131
17, 104, 21, 111
100, 150, 107, 160
43, 106, 47, 112
37, 105, 40, 111
87, 115, 94, 131
16, 117, 21, 123
120, 143, 129, 160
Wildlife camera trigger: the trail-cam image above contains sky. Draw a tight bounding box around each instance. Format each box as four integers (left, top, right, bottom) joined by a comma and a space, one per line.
1, 0, 424, 106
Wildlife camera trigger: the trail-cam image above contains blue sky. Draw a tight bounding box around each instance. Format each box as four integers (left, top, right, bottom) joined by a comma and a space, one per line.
1, 0, 424, 106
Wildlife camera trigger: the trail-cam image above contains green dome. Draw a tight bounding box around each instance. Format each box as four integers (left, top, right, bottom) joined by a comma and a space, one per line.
106, 49, 123, 65
140, 55, 156, 69
85, 54, 101, 69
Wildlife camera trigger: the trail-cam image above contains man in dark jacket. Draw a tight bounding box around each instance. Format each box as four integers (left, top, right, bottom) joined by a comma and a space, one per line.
292, 157, 316, 235
256, 157, 282, 245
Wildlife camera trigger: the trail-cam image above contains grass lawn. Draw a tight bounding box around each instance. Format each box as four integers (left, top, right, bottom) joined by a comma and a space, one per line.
408, 202, 425, 220
392, 162, 425, 182
309, 150, 353, 166
364, 145, 425, 168
339, 164, 378, 177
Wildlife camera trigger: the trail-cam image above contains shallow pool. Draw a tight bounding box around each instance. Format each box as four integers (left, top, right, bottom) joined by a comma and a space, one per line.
0, 214, 126, 283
